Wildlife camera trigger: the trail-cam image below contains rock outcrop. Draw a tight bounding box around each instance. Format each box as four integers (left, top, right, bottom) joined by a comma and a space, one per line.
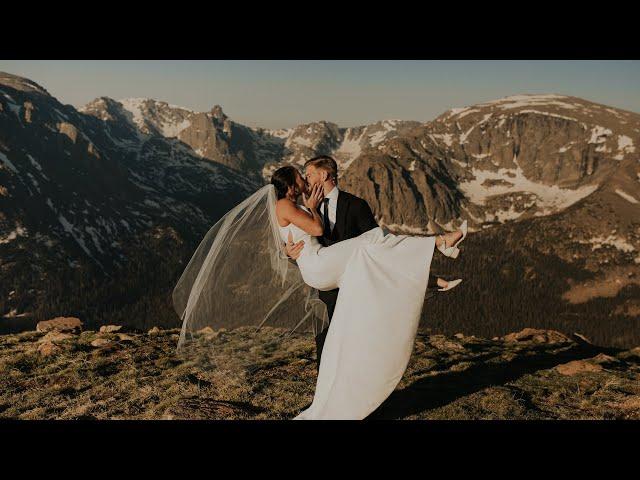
36, 317, 83, 333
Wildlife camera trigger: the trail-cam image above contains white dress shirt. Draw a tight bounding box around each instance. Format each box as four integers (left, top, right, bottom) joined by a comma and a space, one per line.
323, 185, 339, 233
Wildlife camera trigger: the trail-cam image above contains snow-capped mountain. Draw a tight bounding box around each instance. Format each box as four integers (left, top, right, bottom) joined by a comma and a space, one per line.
81, 98, 274, 181
259, 119, 422, 178
340, 94, 640, 266
81, 95, 423, 183
2, 71, 639, 334
90, 92, 638, 254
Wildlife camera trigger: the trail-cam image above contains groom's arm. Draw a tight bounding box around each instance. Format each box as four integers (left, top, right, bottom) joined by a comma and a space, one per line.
354, 197, 378, 234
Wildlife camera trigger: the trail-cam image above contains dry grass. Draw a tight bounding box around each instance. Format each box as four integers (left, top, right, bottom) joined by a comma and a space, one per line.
1, 327, 639, 420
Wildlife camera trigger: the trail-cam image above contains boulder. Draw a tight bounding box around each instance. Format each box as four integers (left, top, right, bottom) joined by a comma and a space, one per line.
90, 338, 111, 348
428, 335, 466, 352
99, 325, 122, 333
556, 360, 603, 376
36, 317, 82, 333
148, 326, 161, 335
502, 328, 571, 344
591, 353, 620, 365
116, 333, 135, 342
37, 341, 61, 357
197, 326, 215, 335
39, 331, 74, 343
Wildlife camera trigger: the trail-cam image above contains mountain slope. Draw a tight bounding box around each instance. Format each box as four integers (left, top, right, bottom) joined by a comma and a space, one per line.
2, 73, 639, 345
0, 72, 258, 330
342, 94, 640, 234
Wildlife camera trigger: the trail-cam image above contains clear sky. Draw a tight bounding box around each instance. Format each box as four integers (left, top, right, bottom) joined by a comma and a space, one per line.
1, 60, 639, 129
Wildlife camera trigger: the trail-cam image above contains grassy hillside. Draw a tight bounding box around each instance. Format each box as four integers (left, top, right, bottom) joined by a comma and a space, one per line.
1, 325, 639, 420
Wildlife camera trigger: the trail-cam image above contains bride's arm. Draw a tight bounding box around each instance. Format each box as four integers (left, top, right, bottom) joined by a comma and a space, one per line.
280, 184, 324, 236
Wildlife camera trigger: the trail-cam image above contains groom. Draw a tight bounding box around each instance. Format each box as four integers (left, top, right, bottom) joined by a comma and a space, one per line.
285, 155, 378, 371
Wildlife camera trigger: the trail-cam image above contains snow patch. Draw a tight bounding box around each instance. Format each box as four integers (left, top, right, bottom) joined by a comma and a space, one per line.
57, 213, 96, 260
449, 108, 479, 119
335, 132, 363, 170
478, 94, 577, 111
0, 152, 18, 173
586, 235, 635, 253
614, 135, 636, 160
588, 126, 612, 144
84, 226, 104, 253
615, 189, 639, 204
119, 98, 146, 128
460, 114, 491, 144
459, 155, 599, 212
429, 133, 454, 147
291, 136, 312, 147
559, 142, 575, 153
517, 110, 578, 122
160, 118, 191, 138
460, 125, 476, 144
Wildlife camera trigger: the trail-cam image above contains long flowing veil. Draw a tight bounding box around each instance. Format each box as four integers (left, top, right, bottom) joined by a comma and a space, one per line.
172, 184, 328, 353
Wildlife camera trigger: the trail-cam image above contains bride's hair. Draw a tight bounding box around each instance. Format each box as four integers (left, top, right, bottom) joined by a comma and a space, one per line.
271, 166, 299, 200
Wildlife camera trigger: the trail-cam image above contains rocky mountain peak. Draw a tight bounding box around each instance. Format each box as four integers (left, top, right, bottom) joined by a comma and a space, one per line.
0, 71, 50, 96
210, 104, 226, 120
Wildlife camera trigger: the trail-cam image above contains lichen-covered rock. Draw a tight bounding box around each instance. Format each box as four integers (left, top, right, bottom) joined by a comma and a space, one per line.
37, 341, 61, 357
90, 338, 111, 348
99, 325, 122, 333
36, 317, 83, 334
556, 360, 604, 376
502, 328, 571, 344
39, 331, 74, 343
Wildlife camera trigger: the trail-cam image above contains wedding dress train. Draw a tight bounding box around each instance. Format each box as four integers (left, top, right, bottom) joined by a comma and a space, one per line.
279, 211, 436, 420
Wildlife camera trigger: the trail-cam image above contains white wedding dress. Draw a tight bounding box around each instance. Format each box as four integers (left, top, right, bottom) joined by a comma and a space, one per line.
279, 206, 436, 420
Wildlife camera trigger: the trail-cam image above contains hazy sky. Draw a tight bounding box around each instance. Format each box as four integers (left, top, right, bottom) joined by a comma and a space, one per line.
1, 60, 639, 129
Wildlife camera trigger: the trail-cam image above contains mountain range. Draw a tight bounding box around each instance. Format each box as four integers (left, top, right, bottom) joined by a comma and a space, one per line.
1, 71, 639, 346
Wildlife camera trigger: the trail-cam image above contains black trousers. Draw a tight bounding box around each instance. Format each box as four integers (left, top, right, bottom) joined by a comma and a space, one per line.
315, 289, 338, 371
314, 275, 440, 371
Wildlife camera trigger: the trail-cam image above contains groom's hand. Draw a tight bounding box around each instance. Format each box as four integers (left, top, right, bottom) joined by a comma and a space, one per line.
284, 232, 304, 260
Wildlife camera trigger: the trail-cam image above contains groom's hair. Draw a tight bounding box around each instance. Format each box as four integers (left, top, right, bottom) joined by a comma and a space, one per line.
304, 155, 338, 184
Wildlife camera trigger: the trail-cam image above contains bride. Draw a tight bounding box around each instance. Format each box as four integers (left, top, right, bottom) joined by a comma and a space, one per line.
172, 166, 468, 420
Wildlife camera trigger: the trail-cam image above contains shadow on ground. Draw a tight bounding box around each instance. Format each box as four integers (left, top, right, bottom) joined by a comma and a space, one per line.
369, 340, 622, 420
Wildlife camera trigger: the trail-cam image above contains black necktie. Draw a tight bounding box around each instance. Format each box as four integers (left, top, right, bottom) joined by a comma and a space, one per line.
322, 198, 331, 238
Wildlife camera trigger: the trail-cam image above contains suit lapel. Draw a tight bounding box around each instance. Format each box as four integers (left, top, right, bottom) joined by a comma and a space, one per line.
332, 192, 349, 241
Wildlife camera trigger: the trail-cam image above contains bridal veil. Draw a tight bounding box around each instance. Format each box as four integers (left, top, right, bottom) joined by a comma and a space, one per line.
172, 185, 328, 351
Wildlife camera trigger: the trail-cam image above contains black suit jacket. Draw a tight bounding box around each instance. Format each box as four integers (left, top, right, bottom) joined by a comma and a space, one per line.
317, 190, 378, 321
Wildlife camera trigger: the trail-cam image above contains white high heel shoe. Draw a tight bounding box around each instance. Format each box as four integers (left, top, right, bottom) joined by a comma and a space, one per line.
436, 220, 468, 259
438, 278, 462, 292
